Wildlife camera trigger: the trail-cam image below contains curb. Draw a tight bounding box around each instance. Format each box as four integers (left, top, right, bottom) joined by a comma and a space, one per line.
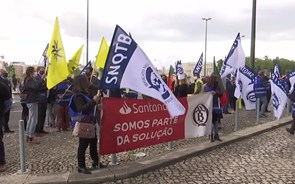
9, 116, 292, 184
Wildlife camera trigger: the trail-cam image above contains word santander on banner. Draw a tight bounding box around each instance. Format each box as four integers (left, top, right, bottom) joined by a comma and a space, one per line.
100, 93, 212, 155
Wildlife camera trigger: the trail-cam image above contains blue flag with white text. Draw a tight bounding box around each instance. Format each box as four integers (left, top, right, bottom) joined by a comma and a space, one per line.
100, 25, 185, 117
193, 53, 203, 76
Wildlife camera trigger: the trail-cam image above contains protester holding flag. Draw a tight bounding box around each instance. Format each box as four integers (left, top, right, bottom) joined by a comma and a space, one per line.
204, 75, 222, 142
69, 75, 103, 174
55, 79, 71, 132
254, 71, 268, 117
25, 66, 46, 144
85, 67, 102, 98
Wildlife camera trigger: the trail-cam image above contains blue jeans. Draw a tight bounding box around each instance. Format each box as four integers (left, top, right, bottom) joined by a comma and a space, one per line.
26, 103, 38, 137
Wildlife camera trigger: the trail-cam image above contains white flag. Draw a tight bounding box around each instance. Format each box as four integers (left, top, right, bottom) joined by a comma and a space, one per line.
270, 72, 287, 120
220, 33, 245, 78
274, 63, 280, 78
234, 66, 257, 110
176, 60, 186, 80
100, 25, 185, 117
220, 64, 235, 79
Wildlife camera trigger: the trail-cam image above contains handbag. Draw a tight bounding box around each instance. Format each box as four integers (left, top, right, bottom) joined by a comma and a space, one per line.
72, 122, 95, 139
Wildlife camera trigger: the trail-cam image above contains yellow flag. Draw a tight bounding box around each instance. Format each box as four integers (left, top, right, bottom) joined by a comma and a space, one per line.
46, 17, 69, 89
67, 45, 84, 75
95, 37, 109, 69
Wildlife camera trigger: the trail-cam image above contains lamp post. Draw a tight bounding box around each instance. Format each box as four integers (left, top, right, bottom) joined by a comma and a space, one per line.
202, 17, 212, 76
250, 0, 256, 70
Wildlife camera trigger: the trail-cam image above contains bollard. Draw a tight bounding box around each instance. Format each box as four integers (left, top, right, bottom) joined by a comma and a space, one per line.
167, 142, 172, 151
18, 120, 27, 174
256, 98, 260, 124
234, 100, 239, 131
110, 154, 118, 165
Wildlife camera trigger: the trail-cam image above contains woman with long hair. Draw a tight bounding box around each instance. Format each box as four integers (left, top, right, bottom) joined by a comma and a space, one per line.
204, 74, 223, 142
69, 75, 101, 174
24, 66, 46, 144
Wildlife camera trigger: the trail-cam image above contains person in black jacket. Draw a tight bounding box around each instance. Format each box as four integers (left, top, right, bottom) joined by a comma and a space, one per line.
25, 66, 46, 144
0, 69, 14, 133
0, 80, 11, 172
70, 75, 102, 174
177, 76, 188, 98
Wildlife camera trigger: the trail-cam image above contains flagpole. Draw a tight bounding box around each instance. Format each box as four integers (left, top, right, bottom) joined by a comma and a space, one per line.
86, 0, 89, 65
202, 17, 212, 76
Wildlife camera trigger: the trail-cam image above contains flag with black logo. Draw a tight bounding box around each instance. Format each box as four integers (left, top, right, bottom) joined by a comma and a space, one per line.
100, 25, 185, 117
234, 66, 257, 110
270, 71, 287, 120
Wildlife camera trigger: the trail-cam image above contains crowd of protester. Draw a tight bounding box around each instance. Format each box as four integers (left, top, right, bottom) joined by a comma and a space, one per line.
1, 65, 295, 173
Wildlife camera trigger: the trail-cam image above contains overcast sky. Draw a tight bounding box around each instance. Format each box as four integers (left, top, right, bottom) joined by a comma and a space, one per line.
1, 0, 295, 69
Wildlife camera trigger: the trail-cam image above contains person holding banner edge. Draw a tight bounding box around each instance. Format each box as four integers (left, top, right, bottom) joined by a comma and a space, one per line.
69, 75, 105, 174
204, 75, 223, 142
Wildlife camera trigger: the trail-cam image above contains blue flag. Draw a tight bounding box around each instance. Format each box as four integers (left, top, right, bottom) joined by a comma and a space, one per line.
100, 25, 185, 117
193, 53, 203, 76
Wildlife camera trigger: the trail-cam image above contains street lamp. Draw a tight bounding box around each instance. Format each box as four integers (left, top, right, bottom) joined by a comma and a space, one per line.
202, 17, 212, 76
250, 0, 256, 70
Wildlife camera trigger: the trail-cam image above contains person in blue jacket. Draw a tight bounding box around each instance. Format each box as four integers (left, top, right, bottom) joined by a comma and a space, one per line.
254, 71, 268, 117
204, 74, 223, 142
55, 78, 72, 132
69, 75, 104, 174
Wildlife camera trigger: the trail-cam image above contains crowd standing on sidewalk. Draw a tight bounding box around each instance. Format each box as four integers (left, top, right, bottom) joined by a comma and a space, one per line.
0, 64, 294, 175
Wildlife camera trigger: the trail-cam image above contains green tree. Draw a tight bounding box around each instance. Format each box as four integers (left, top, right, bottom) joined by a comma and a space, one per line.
3, 62, 15, 80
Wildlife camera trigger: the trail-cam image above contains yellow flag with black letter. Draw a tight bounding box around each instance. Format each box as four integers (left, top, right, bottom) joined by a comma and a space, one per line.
68, 45, 84, 75
95, 37, 109, 69
46, 17, 69, 89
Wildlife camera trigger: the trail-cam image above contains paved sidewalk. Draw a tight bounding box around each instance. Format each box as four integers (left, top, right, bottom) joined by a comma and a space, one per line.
0, 116, 291, 184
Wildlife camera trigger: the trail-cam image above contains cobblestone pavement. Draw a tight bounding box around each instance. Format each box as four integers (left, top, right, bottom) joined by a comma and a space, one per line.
111, 125, 295, 184
0, 98, 289, 176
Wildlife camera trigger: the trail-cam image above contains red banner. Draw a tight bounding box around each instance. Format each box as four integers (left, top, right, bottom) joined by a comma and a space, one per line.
100, 97, 188, 155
